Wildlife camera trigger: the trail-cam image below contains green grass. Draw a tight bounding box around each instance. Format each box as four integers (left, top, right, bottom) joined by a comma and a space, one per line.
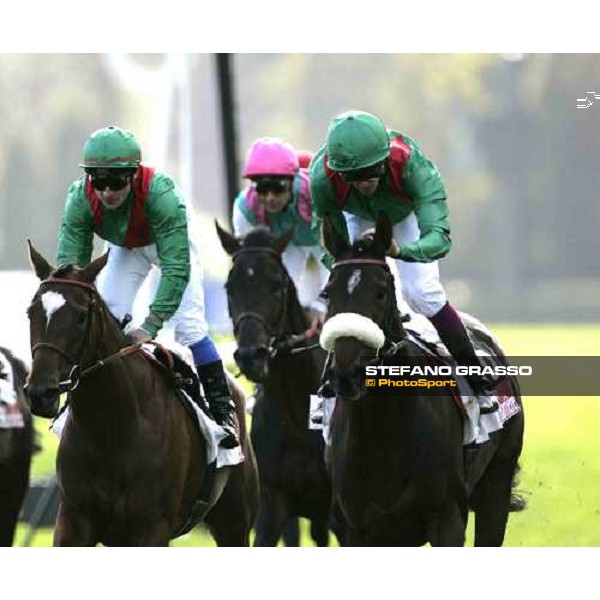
16, 324, 600, 546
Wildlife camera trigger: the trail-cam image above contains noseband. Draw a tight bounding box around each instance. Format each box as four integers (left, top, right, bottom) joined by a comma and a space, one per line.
330, 257, 409, 358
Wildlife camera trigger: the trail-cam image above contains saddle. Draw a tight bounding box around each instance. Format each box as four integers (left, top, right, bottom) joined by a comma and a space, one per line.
142, 342, 211, 418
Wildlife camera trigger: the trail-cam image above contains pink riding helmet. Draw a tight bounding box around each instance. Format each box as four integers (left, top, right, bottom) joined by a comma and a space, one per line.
243, 137, 299, 178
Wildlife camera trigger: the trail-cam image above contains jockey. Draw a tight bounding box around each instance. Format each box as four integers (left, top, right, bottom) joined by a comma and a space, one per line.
53, 125, 239, 448
310, 110, 499, 404
232, 138, 328, 322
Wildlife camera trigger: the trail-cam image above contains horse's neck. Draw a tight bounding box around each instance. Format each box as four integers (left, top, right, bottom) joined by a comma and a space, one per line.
283, 281, 309, 335
70, 310, 139, 438
342, 345, 427, 445
385, 300, 408, 345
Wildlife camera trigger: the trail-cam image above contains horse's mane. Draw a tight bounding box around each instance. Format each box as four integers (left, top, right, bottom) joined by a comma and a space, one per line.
47, 263, 126, 335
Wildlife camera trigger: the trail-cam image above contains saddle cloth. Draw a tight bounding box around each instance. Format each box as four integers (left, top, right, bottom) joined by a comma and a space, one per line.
0, 350, 25, 429
51, 343, 244, 468
312, 311, 521, 446
403, 311, 521, 444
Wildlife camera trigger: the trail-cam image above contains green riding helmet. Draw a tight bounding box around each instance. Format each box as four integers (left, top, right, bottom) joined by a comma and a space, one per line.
326, 110, 390, 172
79, 126, 141, 169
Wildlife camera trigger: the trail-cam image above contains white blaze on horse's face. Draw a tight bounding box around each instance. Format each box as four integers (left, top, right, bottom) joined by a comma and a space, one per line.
247, 267, 254, 277
41, 291, 66, 329
347, 269, 362, 296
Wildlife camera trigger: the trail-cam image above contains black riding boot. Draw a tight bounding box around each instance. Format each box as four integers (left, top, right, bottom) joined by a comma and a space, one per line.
196, 360, 240, 449
429, 303, 501, 411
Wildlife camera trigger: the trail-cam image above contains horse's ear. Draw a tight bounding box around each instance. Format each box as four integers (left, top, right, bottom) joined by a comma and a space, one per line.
27, 240, 54, 280
373, 212, 393, 255
83, 251, 109, 283
273, 226, 295, 255
322, 214, 349, 259
215, 219, 241, 256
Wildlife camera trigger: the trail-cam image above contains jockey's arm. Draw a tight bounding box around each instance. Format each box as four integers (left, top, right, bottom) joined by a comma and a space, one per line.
396, 145, 451, 262
143, 179, 191, 338
232, 192, 257, 238
56, 181, 95, 267
393, 199, 451, 262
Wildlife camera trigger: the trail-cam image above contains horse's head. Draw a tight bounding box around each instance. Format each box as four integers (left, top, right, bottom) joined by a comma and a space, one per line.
216, 221, 298, 383
25, 241, 110, 417
319, 213, 405, 401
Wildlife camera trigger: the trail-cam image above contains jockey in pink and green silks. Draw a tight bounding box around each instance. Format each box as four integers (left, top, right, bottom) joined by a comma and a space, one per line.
232, 138, 328, 319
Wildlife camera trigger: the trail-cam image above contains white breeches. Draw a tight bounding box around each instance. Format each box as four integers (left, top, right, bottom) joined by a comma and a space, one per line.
96, 237, 208, 347
343, 212, 447, 318
281, 244, 329, 313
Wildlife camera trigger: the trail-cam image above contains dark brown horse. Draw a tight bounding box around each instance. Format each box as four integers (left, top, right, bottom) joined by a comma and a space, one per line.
216, 223, 345, 546
0, 346, 33, 546
25, 243, 259, 546
320, 214, 524, 546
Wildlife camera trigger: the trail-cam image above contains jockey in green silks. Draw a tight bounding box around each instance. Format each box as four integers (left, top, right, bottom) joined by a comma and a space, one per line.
53, 125, 239, 448
310, 110, 500, 404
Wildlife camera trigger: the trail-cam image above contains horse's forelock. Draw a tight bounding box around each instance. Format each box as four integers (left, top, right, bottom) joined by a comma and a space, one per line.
52, 263, 83, 280
343, 238, 386, 262
243, 227, 276, 249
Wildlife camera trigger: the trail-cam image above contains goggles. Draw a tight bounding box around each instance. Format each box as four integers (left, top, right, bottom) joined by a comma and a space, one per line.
90, 176, 130, 192
254, 177, 292, 195
86, 168, 135, 192
339, 161, 386, 183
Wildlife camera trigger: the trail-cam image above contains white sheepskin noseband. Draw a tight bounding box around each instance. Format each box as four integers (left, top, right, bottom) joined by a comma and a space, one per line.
320, 312, 385, 351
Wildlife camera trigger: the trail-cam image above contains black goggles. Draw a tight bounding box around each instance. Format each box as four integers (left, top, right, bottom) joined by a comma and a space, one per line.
86, 169, 134, 192
339, 162, 386, 183
254, 178, 292, 195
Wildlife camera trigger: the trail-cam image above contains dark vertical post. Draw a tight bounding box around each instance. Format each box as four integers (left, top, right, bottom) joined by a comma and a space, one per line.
215, 53, 239, 223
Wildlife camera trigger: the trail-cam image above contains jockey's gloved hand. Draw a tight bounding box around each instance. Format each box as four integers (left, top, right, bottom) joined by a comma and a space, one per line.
128, 328, 153, 344
308, 306, 326, 333
362, 229, 401, 258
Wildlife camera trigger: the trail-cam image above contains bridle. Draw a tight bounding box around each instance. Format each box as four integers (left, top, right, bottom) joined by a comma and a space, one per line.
331, 257, 410, 359
229, 247, 321, 358
30, 277, 141, 393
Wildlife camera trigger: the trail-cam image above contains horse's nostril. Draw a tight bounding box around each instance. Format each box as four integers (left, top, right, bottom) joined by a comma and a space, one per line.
235, 346, 270, 363
27, 384, 60, 418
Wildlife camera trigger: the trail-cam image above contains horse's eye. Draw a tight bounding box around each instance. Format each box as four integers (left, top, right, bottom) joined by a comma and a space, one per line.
77, 312, 87, 325
319, 289, 329, 300
376, 288, 386, 300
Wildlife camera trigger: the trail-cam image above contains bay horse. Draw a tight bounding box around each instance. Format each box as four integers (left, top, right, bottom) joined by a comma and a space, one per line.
0, 347, 33, 546
25, 242, 259, 546
319, 214, 524, 546
216, 222, 345, 546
